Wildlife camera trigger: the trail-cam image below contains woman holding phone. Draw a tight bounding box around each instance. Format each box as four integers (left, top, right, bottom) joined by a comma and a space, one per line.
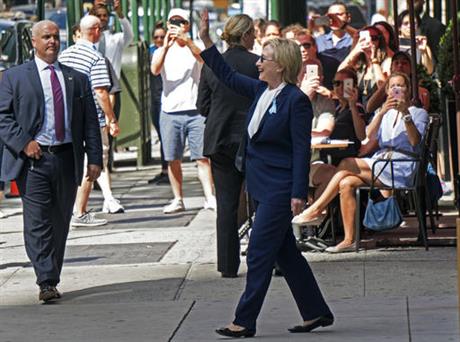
293, 72, 429, 253
319, 68, 369, 166
198, 10, 334, 338
338, 26, 390, 106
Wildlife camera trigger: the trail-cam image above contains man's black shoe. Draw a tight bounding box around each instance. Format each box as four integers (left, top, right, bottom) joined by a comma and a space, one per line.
221, 272, 238, 278
39, 285, 60, 303
148, 173, 169, 184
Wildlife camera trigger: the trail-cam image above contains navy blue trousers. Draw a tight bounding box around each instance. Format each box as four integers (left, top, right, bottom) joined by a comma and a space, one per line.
16, 149, 77, 286
233, 201, 332, 331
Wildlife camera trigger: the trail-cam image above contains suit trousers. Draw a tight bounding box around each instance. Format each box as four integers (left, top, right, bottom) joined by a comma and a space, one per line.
233, 201, 332, 331
16, 149, 77, 286
210, 145, 244, 275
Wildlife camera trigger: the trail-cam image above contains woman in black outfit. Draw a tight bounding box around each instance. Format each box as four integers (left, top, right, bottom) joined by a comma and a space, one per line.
196, 14, 259, 278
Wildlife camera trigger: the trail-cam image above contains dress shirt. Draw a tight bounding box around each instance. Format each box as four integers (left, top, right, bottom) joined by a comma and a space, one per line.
34, 56, 71, 145
95, 18, 134, 78
316, 31, 353, 89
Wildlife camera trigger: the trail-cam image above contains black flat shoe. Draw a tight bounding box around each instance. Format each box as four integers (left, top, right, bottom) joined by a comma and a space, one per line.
215, 327, 255, 338
288, 314, 334, 333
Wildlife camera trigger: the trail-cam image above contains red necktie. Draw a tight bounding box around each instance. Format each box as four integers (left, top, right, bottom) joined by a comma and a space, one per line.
48, 65, 65, 142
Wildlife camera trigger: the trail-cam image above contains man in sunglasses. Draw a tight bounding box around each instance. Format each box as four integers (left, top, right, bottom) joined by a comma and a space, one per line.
151, 8, 216, 214
311, 1, 357, 90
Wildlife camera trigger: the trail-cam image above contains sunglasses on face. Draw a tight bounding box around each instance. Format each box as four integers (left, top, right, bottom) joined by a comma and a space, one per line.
154, 35, 165, 39
260, 55, 274, 63
332, 80, 343, 87
370, 35, 380, 41
301, 42, 313, 49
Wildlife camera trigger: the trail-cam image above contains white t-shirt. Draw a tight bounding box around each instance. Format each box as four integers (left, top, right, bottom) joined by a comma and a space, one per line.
152, 43, 202, 113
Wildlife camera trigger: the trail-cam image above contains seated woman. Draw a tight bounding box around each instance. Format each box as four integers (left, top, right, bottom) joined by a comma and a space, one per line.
304, 67, 369, 200
292, 72, 429, 253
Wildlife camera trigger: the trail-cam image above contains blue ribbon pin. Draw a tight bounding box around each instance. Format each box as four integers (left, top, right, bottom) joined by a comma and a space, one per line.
268, 99, 277, 115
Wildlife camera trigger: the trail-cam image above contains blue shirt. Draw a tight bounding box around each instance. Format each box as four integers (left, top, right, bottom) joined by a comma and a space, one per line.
316, 31, 353, 90
34, 56, 71, 145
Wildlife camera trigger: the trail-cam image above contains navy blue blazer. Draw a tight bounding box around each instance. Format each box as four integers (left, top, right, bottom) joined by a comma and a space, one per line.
0, 60, 102, 184
201, 46, 312, 204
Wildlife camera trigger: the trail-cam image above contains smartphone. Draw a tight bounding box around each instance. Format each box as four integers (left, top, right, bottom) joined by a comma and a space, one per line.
314, 16, 330, 27
343, 78, 353, 98
359, 30, 371, 43
306, 64, 318, 79
391, 86, 403, 100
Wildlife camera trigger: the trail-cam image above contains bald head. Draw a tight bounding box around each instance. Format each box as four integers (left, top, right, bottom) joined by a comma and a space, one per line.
31, 20, 60, 64
32, 20, 58, 37
79, 15, 101, 43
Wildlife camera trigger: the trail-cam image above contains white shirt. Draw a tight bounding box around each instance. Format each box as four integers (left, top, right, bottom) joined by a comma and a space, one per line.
34, 56, 71, 145
152, 42, 202, 113
96, 17, 134, 79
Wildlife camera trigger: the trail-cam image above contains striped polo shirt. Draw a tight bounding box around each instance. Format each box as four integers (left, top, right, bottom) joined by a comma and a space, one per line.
58, 39, 111, 127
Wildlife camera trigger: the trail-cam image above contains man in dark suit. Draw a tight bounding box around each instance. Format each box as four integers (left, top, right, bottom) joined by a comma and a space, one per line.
196, 14, 259, 278
0, 20, 102, 302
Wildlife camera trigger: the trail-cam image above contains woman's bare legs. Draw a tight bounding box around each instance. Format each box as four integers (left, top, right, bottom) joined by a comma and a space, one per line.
293, 158, 380, 244
334, 158, 383, 248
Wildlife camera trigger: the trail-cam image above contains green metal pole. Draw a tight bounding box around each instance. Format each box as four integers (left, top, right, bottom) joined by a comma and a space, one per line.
121, 0, 129, 17
142, 0, 149, 41
269, 0, 279, 21
67, 0, 76, 45
149, 0, 155, 35
132, 0, 139, 42
74, 0, 82, 23
37, 0, 44, 20
155, 0, 162, 25
174, 0, 182, 7
163, 0, 170, 22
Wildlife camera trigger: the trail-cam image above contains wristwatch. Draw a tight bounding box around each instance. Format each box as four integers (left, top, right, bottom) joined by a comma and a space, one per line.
402, 114, 412, 123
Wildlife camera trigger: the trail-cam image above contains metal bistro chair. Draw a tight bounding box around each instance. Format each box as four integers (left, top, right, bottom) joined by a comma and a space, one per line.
354, 115, 439, 252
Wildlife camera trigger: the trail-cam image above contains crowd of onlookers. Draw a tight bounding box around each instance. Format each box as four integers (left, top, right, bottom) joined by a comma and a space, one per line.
0, 0, 447, 254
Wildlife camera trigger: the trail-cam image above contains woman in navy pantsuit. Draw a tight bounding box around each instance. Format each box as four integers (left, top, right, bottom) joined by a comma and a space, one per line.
199, 12, 333, 338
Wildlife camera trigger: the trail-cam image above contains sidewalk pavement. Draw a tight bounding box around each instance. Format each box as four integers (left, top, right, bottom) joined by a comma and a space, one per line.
0, 161, 458, 341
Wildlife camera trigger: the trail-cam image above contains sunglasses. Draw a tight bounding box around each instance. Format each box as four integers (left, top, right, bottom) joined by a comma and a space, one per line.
332, 80, 343, 87
301, 42, 313, 49
370, 35, 380, 41
260, 55, 274, 63
154, 35, 165, 39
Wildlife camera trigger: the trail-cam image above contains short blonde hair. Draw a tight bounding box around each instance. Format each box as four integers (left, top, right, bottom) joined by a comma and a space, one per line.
263, 38, 302, 85
221, 14, 253, 47
386, 71, 412, 100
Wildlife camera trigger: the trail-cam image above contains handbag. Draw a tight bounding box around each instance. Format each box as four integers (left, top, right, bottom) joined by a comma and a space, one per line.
363, 159, 403, 231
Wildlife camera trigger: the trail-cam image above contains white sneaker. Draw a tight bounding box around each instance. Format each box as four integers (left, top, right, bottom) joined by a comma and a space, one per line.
0, 209, 5, 219
203, 196, 217, 211
163, 198, 185, 214
102, 198, 124, 214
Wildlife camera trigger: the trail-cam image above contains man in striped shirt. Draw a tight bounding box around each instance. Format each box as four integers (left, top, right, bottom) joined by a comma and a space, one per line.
59, 15, 122, 227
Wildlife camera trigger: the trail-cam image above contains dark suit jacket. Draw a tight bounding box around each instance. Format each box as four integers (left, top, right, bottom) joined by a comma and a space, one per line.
0, 60, 102, 184
201, 46, 312, 204
197, 46, 259, 156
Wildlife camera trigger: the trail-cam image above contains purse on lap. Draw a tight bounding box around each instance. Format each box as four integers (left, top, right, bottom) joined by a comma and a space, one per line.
363, 159, 403, 231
